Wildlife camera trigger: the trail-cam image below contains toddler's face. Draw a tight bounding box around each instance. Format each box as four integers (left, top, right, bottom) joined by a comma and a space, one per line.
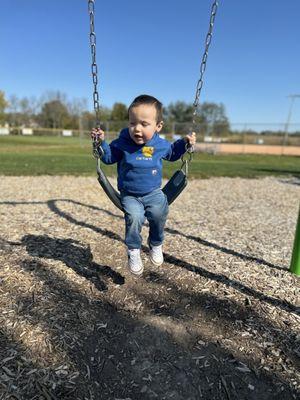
128, 104, 163, 145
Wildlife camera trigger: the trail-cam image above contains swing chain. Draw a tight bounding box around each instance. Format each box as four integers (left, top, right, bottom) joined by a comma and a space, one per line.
181, 158, 189, 176
93, 140, 104, 159
88, 0, 104, 159
88, 0, 100, 127
180, 149, 193, 176
192, 1, 218, 124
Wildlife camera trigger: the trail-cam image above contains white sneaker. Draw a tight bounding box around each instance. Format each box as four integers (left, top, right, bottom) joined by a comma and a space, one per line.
127, 249, 143, 276
149, 242, 164, 266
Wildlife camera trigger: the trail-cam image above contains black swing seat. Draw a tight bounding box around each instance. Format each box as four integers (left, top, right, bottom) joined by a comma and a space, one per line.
162, 169, 187, 204
96, 167, 123, 211
96, 163, 187, 212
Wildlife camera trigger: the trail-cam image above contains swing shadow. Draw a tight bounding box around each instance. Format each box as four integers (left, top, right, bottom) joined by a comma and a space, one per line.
1, 203, 299, 397
20, 234, 125, 291
0, 199, 290, 273
46, 198, 287, 272
165, 226, 287, 272
1, 199, 296, 313
46, 199, 298, 315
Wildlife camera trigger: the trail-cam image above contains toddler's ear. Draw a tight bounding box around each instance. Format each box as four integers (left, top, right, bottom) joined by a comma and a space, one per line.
156, 120, 164, 132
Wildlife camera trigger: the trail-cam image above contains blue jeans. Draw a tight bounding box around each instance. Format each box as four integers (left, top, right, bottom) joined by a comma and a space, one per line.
121, 189, 169, 250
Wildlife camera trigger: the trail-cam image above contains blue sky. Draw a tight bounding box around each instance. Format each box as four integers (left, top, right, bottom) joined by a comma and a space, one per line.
1, 0, 300, 125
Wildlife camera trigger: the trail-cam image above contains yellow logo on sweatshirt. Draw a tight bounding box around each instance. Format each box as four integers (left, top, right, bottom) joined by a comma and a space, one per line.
142, 146, 154, 158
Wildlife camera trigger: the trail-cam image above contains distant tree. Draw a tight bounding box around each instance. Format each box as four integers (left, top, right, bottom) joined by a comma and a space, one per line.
19, 97, 31, 114
28, 96, 41, 115
81, 111, 97, 131
166, 101, 194, 123
19, 97, 33, 125
39, 100, 71, 128
81, 106, 112, 132
0, 91, 9, 123
111, 102, 127, 121
40, 90, 68, 105
5, 95, 40, 127
164, 100, 230, 136
67, 98, 87, 116
165, 101, 205, 135
66, 98, 88, 130
5, 95, 19, 126
99, 106, 112, 121
198, 102, 227, 124
7, 95, 19, 113
198, 102, 230, 136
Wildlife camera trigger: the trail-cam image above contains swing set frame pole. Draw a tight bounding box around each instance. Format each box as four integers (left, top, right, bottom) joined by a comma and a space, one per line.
290, 205, 300, 276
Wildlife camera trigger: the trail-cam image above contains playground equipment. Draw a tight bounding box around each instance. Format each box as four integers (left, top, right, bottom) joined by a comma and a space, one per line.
290, 205, 300, 276
87, 0, 219, 211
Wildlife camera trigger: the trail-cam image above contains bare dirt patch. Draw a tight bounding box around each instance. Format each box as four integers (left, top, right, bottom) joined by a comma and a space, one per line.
0, 176, 299, 399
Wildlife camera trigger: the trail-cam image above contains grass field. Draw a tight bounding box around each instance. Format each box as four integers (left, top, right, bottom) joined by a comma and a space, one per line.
0, 135, 299, 178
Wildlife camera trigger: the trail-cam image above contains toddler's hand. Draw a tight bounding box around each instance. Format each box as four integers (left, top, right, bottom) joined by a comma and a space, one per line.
185, 132, 196, 146
91, 127, 105, 142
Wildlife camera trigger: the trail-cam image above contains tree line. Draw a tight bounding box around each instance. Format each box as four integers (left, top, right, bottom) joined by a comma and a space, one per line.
0, 90, 230, 135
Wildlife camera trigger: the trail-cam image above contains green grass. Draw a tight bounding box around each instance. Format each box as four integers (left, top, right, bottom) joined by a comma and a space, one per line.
0, 135, 299, 178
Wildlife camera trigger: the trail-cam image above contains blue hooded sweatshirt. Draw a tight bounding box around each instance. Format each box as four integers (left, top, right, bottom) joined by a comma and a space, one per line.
99, 128, 186, 196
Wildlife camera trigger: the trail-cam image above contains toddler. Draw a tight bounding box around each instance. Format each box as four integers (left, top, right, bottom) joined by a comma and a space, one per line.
91, 94, 196, 275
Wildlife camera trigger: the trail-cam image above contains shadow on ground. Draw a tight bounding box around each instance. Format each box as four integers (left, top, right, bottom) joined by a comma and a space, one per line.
0, 199, 299, 399
1, 235, 298, 399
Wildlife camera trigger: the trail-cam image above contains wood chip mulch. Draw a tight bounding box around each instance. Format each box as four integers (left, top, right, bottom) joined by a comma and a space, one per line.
0, 175, 299, 400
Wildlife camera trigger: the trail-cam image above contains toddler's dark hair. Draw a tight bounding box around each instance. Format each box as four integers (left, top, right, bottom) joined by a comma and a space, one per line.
128, 94, 163, 123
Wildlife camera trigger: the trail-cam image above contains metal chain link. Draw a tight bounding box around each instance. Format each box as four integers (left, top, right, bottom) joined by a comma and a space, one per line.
88, 0, 100, 127
88, 0, 103, 159
184, 0, 218, 157
192, 1, 218, 124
